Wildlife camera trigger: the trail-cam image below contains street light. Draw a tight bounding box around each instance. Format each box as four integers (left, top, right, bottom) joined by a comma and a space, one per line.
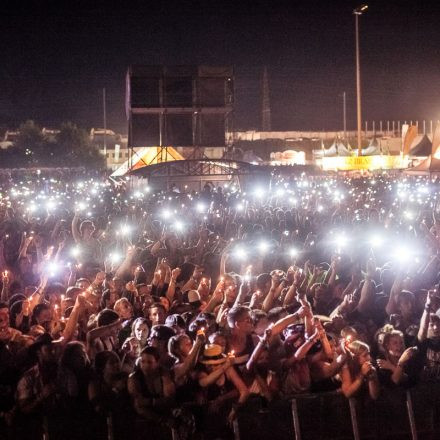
353, 4, 368, 157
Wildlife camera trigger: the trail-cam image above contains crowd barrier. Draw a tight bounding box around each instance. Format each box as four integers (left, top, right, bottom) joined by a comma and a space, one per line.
3, 383, 440, 440
233, 383, 440, 440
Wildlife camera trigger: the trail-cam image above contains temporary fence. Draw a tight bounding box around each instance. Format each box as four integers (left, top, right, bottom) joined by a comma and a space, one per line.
4, 383, 440, 440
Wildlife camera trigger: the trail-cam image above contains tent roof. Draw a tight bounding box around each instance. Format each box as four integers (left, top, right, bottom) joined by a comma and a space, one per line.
409, 134, 432, 157
111, 147, 184, 177
361, 145, 381, 156
404, 155, 440, 175
324, 140, 351, 157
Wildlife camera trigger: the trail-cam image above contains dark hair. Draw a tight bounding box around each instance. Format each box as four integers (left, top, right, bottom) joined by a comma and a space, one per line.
31, 303, 50, 325
149, 324, 175, 342
94, 351, 119, 378
148, 302, 166, 313
250, 309, 267, 325
97, 309, 119, 327
0, 301, 8, 310
168, 334, 190, 361
61, 341, 87, 369
256, 273, 272, 291
140, 346, 160, 361
227, 305, 251, 328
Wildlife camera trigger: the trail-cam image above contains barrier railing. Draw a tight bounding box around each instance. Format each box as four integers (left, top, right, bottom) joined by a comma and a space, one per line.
234, 384, 440, 440
5, 383, 440, 440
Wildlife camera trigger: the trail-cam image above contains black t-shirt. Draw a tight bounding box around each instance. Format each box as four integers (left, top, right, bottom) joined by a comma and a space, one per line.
417, 338, 440, 382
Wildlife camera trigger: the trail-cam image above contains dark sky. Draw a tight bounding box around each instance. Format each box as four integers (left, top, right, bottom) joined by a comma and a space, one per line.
2, 0, 440, 133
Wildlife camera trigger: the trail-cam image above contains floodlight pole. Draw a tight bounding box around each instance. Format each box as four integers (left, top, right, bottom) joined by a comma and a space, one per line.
354, 5, 368, 157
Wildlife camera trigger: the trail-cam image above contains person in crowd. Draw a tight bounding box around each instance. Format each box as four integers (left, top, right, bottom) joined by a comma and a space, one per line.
3, 170, 440, 439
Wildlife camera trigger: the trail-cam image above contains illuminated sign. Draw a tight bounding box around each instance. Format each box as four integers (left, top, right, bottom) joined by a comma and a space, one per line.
321, 155, 409, 171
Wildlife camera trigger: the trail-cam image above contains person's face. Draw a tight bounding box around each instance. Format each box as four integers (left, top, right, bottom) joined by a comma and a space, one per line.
134, 322, 149, 343
235, 311, 254, 335
225, 286, 237, 304
386, 335, 404, 357
140, 353, 158, 375
76, 280, 90, 290
0, 307, 9, 330
83, 225, 95, 239
210, 335, 226, 352
149, 307, 165, 325
39, 345, 55, 364
398, 299, 413, 318
178, 336, 193, 357
138, 285, 150, 296
104, 356, 121, 377
357, 350, 371, 365
428, 316, 440, 339
113, 278, 124, 293
116, 301, 133, 319
37, 308, 52, 328
254, 317, 269, 337
72, 345, 89, 370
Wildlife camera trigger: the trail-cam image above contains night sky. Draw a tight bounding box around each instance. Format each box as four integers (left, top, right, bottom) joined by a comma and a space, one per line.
2, 0, 440, 133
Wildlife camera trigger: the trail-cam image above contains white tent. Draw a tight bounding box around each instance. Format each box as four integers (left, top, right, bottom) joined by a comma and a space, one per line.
111, 147, 184, 177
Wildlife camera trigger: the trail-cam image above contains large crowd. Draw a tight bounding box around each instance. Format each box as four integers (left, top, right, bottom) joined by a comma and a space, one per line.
1, 169, 440, 439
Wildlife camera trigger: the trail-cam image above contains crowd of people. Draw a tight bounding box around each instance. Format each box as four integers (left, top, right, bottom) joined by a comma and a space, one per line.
1, 169, 440, 439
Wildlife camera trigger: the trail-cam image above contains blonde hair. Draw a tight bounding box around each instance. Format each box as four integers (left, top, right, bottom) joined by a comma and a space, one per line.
347, 340, 370, 357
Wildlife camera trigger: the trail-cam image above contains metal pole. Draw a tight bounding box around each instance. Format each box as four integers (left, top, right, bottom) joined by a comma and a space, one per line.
380, 120, 383, 134
406, 390, 418, 440
107, 415, 114, 440
387, 120, 390, 136
343, 91, 347, 141
349, 398, 361, 440
423, 120, 426, 135
355, 13, 362, 156
232, 418, 241, 440
291, 398, 302, 440
103, 88, 107, 155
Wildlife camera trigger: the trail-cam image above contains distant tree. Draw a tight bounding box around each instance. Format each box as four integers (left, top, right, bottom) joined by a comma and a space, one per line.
13, 120, 51, 166
0, 120, 105, 169
55, 122, 105, 169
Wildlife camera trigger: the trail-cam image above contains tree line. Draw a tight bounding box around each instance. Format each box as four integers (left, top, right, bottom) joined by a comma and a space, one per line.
0, 121, 105, 169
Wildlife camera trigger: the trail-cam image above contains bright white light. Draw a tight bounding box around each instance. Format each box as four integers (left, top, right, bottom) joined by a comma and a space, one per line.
28, 204, 37, 213
71, 247, 81, 257
162, 210, 171, 219
289, 248, 298, 257
370, 235, 383, 248
196, 203, 205, 213
174, 221, 184, 231
317, 205, 324, 212
254, 187, 265, 198
120, 224, 131, 235
47, 262, 59, 276
404, 211, 414, 220
234, 247, 247, 260
258, 241, 269, 254
236, 203, 244, 211
134, 191, 143, 199
336, 234, 348, 247
276, 188, 285, 197
109, 253, 122, 264
393, 247, 411, 263
289, 198, 297, 205
418, 186, 429, 194
77, 202, 86, 211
